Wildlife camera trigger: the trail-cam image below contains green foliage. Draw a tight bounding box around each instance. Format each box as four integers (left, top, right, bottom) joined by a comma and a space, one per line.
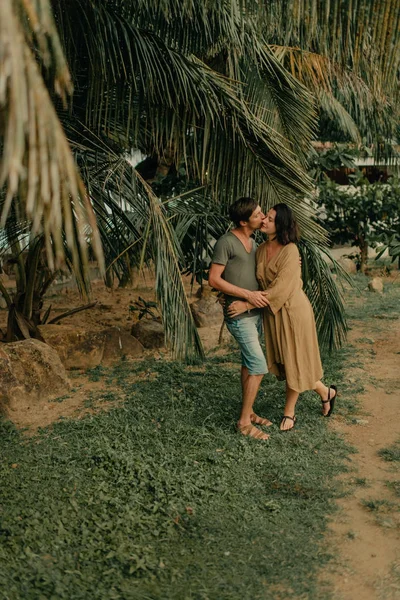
308, 144, 358, 182
0, 348, 354, 600
299, 240, 349, 351
361, 499, 398, 513
379, 441, 400, 463
129, 297, 160, 321
9, 0, 396, 359
317, 173, 400, 271
386, 481, 400, 498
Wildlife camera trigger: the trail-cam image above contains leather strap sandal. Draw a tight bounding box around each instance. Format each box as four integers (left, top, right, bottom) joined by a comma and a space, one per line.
280, 415, 296, 431
321, 385, 338, 417
250, 413, 273, 427
237, 423, 269, 440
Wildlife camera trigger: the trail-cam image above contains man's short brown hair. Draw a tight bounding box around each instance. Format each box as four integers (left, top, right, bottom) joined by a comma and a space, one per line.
229, 197, 258, 227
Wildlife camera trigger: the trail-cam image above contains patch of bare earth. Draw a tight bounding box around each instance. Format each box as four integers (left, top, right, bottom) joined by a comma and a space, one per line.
0, 272, 228, 432
325, 317, 400, 600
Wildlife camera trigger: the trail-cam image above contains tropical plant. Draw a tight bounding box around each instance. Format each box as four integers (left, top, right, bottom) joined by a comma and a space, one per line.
264, 1, 400, 146
317, 173, 400, 272
0, 234, 97, 342
129, 297, 160, 322
308, 144, 359, 183
2, 1, 400, 359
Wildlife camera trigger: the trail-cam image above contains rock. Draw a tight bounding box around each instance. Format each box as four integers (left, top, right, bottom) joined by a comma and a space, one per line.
218, 322, 233, 346
101, 327, 144, 365
194, 285, 213, 298
0, 295, 7, 309
190, 295, 223, 328
39, 325, 105, 369
0, 339, 70, 416
131, 319, 165, 349
338, 257, 357, 274
39, 324, 144, 369
368, 277, 384, 293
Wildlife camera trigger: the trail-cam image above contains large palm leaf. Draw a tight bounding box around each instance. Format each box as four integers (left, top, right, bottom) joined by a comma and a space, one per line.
262, 1, 400, 142
0, 0, 103, 274
54, 1, 318, 215
65, 127, 204, 361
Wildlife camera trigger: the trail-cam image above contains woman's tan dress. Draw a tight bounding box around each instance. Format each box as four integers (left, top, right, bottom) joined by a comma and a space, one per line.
256, 242, 323, 393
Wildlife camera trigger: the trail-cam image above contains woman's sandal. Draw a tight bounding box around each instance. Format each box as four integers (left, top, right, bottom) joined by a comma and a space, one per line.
250, 413, 273, 427
237, 423, 269, 440
280, 415, 296, 431
321, 385, 338, 417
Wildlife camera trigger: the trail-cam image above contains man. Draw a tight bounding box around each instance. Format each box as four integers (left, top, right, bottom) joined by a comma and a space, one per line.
209, 197, 271, 441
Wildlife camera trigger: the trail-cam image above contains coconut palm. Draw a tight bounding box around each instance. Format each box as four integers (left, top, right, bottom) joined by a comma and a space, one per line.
1, 0, 399, 358
263, 0, 400, 144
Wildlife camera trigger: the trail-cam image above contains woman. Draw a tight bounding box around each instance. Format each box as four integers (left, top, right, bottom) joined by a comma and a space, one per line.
227, 203, 337, 431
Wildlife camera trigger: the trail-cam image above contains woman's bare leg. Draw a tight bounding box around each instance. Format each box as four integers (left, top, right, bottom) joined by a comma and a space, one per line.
314, 381, 337, 415
280, 385, 299, 430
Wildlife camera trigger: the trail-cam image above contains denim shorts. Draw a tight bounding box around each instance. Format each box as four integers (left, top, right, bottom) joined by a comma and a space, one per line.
225, 313, 268, 375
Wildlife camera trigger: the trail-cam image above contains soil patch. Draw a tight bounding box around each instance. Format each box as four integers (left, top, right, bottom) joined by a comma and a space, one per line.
0, 272, 228, 431
325, 315, 400, 599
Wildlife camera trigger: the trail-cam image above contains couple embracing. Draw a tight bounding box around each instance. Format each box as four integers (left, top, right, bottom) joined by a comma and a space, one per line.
209, 198, 337, 440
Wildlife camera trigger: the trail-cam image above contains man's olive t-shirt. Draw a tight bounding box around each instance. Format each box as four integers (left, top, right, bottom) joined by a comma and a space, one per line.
211, 232, 260, 320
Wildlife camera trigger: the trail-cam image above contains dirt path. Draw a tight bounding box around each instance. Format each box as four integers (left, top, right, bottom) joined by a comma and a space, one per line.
326, 317, 400, 600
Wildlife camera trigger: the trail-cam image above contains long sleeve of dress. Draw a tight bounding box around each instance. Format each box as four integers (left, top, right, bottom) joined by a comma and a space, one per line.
264, 244, 301, 315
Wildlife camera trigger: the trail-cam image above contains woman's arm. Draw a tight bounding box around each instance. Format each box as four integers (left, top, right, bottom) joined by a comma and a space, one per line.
264, 245, 301, 314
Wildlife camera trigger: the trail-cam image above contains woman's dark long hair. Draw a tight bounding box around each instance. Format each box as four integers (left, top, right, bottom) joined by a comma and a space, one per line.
272, 203, 299, 245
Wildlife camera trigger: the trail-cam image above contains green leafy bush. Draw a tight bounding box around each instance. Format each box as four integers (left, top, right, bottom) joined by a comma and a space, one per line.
317, 172, 400, 271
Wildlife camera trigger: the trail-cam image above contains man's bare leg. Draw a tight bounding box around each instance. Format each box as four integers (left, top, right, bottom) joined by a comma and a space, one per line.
240, 367, 272, 427
238, 367, 265, 427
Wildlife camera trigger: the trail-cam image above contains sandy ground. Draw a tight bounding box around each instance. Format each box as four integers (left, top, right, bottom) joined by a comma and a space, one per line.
324, 315, 400, 600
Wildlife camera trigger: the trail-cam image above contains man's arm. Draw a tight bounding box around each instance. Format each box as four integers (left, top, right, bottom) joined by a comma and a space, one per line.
208, 263, 270, 308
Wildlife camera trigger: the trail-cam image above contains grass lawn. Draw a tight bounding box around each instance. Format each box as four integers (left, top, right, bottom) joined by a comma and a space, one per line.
0, 272, 398, 599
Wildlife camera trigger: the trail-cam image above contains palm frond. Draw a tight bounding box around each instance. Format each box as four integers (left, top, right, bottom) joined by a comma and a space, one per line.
299, 240, 350, 351
0, 0, 103, 274
65, 126, 205, 361
134, 173, 205, 362
268, 43, 395, 142
318, 90, 361, 143
55, 2, 319, 214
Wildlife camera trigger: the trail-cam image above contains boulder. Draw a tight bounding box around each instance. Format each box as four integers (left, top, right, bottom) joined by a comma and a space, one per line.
0, 339, 70, 415
131, 319, 165, 349
337, 257, 357, 275
101, 327, 144, 365
194, 284, 213, 298
39, 324, 144, 369
39, 325, 105, 369
368, 277, 384, 293
190, 293, 223, 327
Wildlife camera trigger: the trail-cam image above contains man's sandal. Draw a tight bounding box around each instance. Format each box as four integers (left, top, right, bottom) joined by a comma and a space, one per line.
237, 423, 269, 440
321, 385, 338, 417
250, 413, 273, 427
280, 415, 296, 431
